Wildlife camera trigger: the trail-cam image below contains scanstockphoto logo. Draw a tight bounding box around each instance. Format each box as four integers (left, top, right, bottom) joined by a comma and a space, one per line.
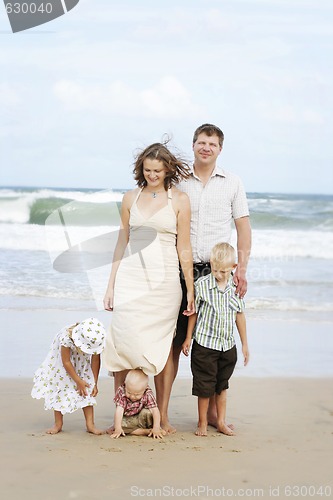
4, 0, 80, 33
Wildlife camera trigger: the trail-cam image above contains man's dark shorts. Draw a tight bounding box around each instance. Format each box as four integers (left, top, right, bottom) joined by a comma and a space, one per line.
173, 262, 211, 348
191, 341, 237, 397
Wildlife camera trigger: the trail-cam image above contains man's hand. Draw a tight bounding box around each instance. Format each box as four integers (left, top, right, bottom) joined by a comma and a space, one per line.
233, 267, 247, 298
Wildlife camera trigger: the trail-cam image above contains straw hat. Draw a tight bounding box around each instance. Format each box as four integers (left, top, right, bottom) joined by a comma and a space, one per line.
72, 318, 106, 355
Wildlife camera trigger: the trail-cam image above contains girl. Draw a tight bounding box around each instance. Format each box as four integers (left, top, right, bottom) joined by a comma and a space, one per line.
31, 317, 106, 435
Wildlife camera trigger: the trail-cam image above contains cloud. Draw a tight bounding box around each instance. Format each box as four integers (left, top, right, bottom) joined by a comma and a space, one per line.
53, 76, 203, 118
0, 84, 20, 106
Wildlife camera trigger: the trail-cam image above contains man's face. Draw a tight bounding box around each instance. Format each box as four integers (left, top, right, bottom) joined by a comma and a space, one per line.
193, 133, 222, 166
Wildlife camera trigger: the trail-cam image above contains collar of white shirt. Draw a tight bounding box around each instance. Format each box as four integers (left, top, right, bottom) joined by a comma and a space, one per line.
190, 165, 226, 180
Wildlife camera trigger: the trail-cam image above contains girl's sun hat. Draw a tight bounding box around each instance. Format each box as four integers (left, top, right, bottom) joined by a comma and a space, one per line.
72, 318, 106, 355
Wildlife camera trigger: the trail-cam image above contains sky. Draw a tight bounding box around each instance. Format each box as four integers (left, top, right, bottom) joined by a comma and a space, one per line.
0, 0, 332, 194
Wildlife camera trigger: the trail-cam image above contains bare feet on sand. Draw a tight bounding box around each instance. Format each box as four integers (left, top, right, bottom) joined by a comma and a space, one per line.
46, 424, 62, 435
208, 416, 234, 432
86, 425, 105, 435
216, 422, 235, 436
161, 420, 176, 434
195, 422, 208, 436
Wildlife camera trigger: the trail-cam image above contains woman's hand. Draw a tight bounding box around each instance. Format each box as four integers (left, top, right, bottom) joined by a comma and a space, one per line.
184, 291, 195, 316
103, 288, 114, 311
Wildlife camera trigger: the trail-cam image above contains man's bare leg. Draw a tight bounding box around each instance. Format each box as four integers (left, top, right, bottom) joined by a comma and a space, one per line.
46, 410, 63, 434
208, 393, 234, 430
207, 394, 218, 427
215, 390, 234, 436
155, 347, 176, 434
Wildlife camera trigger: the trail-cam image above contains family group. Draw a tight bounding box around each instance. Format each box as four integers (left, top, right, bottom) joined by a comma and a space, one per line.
31, 124, 251, 438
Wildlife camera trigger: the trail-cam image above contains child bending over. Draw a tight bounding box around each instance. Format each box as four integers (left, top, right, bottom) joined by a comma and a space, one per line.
31, 318, 106, 435
111, 369, 165, 439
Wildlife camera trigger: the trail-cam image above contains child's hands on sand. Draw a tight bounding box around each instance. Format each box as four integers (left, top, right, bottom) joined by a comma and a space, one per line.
110, 428, 125, 439
148, 427, 166, 439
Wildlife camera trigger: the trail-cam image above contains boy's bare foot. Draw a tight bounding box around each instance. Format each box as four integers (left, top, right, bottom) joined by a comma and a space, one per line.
195, 422, 208, 436
217, 422, 235, 436
46, 424, 62, 435
86, 425, 105, 435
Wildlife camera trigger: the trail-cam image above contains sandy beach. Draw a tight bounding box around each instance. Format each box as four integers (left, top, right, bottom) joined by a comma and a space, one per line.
1, 307, 333, 499
2, 374, 333, 499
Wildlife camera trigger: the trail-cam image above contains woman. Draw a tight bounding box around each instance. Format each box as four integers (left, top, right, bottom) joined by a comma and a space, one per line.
103, 142, 194, 433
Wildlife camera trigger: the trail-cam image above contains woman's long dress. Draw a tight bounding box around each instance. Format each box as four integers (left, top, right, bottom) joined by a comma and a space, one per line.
102, 188, 182, 375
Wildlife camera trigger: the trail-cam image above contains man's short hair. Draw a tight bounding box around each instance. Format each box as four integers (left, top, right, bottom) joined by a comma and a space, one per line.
193, 124, 224, 147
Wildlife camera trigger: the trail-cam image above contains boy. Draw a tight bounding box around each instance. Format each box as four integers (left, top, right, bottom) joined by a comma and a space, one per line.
110, 369, 165, 439
182, 242, 249, 436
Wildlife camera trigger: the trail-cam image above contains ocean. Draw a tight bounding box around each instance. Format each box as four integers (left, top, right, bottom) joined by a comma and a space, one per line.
1, 186, 332, 316
1, 186, 333, 378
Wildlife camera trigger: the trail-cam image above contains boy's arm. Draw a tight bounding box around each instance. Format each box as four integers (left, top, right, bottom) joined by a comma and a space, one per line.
182, 312, 197, 356
148, 406, 165, 439
236, 312, 249, 366
110, 405, 125, 439
90, 354, 100, 397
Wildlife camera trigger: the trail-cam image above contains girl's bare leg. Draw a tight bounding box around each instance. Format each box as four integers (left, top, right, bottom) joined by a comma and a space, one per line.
46, 410, 63, 434
155, 347, 176, 434
83, 406, 104, 435
216, 390, 234, 435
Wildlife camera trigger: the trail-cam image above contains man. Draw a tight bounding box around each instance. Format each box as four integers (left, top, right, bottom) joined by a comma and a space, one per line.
173, 123, 251, 427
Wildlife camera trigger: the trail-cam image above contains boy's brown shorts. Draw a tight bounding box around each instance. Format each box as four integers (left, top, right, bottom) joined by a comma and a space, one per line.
191, 341, 237, 398
121, 408, 153, 434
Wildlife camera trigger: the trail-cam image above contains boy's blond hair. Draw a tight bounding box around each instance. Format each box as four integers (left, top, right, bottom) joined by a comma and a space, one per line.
125, 369, 148, 391
210, 242, 236, 265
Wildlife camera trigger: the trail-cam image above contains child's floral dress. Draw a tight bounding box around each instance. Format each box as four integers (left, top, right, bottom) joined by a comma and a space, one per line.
31, 326, 97, 414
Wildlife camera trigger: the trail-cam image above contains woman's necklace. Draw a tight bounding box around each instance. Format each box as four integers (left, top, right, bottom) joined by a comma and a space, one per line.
145, 188, 165, 198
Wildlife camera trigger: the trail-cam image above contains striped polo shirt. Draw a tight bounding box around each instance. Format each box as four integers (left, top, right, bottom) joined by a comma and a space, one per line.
193, 273, 245, 352
178, 166, 249, 263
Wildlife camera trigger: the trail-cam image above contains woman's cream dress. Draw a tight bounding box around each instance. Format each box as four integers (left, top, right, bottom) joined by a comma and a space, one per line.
102, 188, 182, 375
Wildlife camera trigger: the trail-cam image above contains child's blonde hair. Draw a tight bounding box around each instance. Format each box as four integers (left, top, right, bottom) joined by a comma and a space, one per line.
210, 242, 236, 266
125, 369, 148, 391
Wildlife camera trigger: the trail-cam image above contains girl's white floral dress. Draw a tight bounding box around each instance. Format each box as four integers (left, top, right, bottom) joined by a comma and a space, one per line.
31, 326, 97, 414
